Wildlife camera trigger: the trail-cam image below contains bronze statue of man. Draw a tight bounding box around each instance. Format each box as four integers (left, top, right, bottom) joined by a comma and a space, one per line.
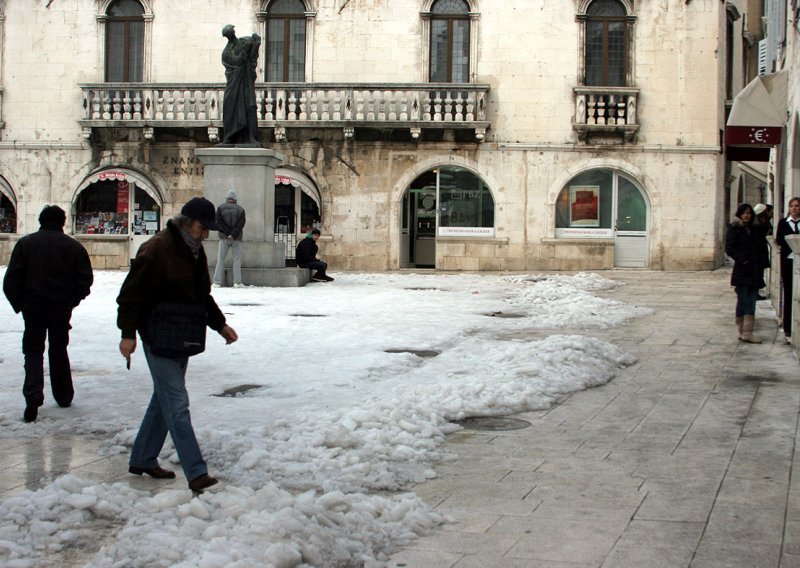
220, 24, 261, 146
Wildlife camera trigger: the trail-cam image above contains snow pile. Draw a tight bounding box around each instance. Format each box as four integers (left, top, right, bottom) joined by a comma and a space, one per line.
0, 269, 648, 566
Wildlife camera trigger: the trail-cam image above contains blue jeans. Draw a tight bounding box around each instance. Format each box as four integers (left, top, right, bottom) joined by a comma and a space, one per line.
130, 344, 207, 481
734, 286, 758, 317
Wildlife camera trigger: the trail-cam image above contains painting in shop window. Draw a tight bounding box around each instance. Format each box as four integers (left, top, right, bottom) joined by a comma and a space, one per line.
569, 185, 600, 227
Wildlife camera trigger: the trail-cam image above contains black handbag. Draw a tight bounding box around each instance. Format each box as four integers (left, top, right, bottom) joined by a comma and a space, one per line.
146, 303, 207, 358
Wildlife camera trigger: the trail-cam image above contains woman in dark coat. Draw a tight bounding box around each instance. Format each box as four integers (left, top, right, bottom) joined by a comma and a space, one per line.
725, 203, 762, 343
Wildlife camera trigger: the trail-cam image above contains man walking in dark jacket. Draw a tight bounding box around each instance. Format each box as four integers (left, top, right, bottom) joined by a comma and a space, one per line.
3, 205, 93, 422
296, 228, 334, 282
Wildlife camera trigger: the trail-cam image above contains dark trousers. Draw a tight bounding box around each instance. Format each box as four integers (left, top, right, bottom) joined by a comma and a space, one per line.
21, 306, 73, 408
299, 260, 328, 276
782, 259, 794, 337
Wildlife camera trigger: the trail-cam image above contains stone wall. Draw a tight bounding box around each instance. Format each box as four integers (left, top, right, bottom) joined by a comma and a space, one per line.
0, 0, 729, 272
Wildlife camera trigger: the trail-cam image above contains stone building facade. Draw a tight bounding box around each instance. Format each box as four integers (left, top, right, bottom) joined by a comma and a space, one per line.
0, 0, 743, 272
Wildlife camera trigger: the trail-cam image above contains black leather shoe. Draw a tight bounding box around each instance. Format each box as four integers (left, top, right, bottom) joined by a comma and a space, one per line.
188, 473, 218, 492
129, 466, 177, 479
23, 406, 38, 423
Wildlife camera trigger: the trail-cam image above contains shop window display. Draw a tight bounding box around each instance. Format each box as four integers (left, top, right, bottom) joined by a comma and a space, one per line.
75, 179, 160, 235
556, 169, 614, 230
555, 169, 647, 237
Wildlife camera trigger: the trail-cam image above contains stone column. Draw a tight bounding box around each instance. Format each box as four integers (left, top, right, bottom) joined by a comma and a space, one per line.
194, 147, 285, 273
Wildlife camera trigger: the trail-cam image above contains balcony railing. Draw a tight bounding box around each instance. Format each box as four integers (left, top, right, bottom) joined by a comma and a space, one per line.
78, 82, 490, 142
573, 86, 639, 143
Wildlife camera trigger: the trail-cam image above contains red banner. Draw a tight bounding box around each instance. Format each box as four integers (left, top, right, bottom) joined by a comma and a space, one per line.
116, 180, 129, 213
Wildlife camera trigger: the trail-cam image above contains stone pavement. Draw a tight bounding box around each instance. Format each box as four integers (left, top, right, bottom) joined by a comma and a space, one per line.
1, 269, 799, 567
389, 269, 800, 568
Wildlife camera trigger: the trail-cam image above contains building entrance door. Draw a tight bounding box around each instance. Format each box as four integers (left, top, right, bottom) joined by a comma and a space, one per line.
401, 188, 437, 268
613, 178, 649, 267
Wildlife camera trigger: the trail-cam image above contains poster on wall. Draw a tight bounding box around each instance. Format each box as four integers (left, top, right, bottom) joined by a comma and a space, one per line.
569, 185, 600, 227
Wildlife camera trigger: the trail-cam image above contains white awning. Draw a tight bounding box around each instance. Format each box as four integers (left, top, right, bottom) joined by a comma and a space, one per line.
275, 168, 321, 205
76, 168, 162, 205
728, 70, 788, 127
725, 70, 787, 161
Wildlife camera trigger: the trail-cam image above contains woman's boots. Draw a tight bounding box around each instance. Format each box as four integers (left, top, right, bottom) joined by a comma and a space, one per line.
740, 315, 762, 343
736, 317, 743, 340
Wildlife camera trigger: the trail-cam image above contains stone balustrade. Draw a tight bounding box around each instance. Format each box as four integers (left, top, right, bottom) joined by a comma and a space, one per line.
79, 82, 490, 142
573, 86, 639, 143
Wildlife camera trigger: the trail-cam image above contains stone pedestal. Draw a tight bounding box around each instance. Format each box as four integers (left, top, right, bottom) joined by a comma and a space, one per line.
195, 147, 307, 287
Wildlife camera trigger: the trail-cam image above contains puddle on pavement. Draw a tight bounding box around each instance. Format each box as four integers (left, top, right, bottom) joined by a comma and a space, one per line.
384, 348, 440, 358
728, 374, 782, 384
290, 314, 328, 317
213, 384, 265, 397
404, 287, 441, 291
454, 416, 532, 431
229, 303, 262, 307
484, 311, 526, 318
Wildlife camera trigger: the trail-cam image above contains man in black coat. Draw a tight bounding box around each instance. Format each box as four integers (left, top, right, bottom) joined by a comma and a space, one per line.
3, 205, 93, 422
296, 228, 334, 282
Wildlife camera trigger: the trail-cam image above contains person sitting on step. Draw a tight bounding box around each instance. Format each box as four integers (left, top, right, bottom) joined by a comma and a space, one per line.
296, 228, 334, 282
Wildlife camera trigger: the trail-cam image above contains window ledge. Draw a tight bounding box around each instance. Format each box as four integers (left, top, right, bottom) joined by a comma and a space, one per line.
74, 234, 131, 239
542, 237, 614, 244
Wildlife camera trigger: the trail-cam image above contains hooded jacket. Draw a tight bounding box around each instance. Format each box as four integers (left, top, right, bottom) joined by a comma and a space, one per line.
116, 219, 226, 343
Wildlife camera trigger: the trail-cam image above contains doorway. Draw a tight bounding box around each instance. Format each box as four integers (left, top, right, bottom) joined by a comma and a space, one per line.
401, 187, 437, 268
401, 167, 496, 268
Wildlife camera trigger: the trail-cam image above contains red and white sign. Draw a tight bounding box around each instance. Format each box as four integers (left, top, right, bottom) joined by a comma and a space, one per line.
99, 171, 128, 181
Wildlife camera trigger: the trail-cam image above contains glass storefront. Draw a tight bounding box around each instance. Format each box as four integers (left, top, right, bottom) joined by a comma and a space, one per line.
555, 168, 647, 238
402, 166, 496, 267
437, 167, 494, 232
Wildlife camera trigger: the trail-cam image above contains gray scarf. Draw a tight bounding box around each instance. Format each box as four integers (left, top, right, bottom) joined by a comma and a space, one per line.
179, 226, 202, 258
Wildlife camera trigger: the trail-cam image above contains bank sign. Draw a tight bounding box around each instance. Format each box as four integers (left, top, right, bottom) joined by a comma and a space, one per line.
438, 227, 495, 237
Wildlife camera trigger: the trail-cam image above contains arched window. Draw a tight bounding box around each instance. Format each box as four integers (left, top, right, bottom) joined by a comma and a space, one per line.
74, 171, 161, 236
0, 177, 16, 233
555, 169, 647, 236
429, 0, 470, 82
584, 0, 628, 87
266, 0, 307, 82
105, 0, 145, 82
